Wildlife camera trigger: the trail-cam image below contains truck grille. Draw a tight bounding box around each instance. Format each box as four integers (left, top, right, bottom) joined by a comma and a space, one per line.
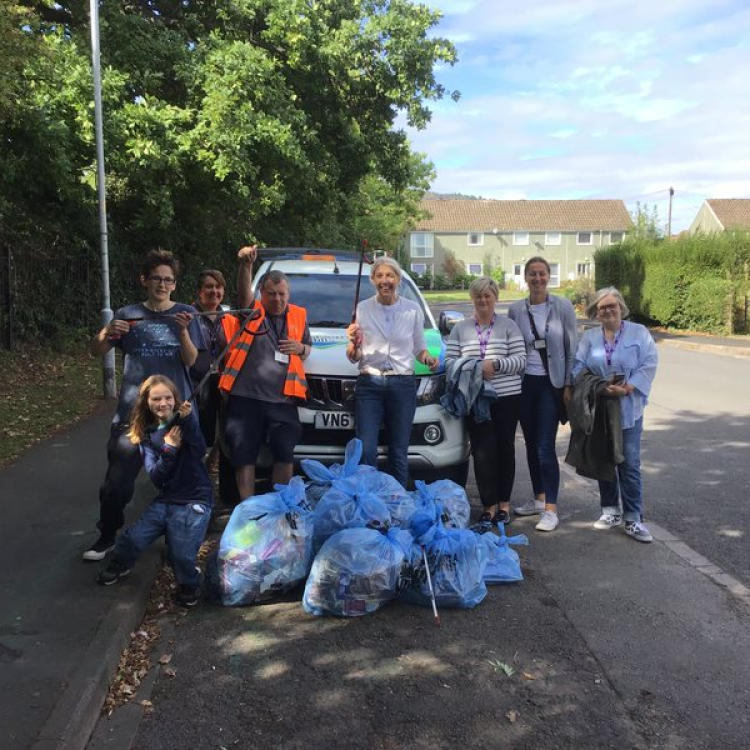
306, 376, 356, 409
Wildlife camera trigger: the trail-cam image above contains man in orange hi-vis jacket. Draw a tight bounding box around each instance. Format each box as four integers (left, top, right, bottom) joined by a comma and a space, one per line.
219, 246, 313, 499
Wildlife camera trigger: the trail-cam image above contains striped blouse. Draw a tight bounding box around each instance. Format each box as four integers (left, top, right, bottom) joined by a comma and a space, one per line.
445, 315, 527, 398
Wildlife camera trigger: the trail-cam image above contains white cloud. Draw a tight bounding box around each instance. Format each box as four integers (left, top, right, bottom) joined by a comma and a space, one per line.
405, 0, 750, 231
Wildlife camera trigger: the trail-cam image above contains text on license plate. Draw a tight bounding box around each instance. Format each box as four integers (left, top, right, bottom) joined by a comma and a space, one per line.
314, 411, 355, 430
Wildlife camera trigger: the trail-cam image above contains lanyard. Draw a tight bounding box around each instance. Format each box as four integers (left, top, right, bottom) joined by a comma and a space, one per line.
474, 314, 496, 359
603, 322, 625, 366
525, 299, 550, 341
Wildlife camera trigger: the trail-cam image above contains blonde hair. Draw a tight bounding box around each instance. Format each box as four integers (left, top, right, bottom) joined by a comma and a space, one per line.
127, 375, 182, 445
469, 276, 499, 299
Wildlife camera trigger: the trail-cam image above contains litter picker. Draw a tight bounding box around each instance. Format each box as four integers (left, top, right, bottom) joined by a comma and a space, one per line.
421, 545, 441, 627
350, 239, 368, 324
162, 306, 266, 431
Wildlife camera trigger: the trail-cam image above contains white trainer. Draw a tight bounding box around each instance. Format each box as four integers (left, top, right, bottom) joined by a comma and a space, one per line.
624, 521, 653, 543
593, 512, 623, 529
515, 499, 545, 516
535, 510, 559, 532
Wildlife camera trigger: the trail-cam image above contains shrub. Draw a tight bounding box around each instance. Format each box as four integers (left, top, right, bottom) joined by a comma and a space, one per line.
682, 277, 733, 334
560, 277, 595, 312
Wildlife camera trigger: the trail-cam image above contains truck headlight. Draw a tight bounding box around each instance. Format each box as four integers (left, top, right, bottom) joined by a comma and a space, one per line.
416, 374, 446, 406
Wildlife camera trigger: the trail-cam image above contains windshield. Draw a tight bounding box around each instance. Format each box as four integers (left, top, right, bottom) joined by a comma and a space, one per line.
262, 273, 432, 328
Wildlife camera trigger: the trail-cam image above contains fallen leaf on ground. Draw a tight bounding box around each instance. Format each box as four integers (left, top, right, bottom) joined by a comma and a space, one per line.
506, 710, 518, 723
158, 653, 173, 664
522, 672, 536, 680
164, 667, 177, 678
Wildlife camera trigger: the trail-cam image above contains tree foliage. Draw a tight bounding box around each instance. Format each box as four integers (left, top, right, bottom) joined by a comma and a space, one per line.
1, 0, 457, 313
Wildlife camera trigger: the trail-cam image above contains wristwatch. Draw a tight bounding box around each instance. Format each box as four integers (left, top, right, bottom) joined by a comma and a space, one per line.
493, 359, 501, 372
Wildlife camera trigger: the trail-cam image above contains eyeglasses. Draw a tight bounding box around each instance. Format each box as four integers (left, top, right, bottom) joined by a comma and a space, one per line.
147, 275, 176, 285
597, 304, 618, 313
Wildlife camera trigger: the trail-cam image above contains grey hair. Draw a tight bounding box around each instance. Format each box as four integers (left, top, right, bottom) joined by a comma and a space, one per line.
258, 269, 290, 290
469, 276, 499, 299
369, 256, 403, 283
586, 286, 630, 319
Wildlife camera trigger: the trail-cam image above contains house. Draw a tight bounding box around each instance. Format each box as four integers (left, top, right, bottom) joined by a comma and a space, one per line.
688, 199, 750, 234
409, 199, 633, 288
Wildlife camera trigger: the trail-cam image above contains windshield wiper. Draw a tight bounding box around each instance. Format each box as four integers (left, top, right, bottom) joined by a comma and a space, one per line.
309, 320, 348, 328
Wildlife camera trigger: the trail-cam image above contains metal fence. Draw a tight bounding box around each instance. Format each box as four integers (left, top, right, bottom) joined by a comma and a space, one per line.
0, 247, 142, 350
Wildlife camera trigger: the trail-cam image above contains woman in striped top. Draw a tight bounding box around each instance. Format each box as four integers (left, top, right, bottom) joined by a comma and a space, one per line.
445, 277, 526, 526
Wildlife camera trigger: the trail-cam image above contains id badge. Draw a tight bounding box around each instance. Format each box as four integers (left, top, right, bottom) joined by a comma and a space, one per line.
533, 339, 547, 351
275, 350, 290, 364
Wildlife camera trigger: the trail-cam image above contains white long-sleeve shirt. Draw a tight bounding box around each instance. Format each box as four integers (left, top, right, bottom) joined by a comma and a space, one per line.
355, 296, 427, 375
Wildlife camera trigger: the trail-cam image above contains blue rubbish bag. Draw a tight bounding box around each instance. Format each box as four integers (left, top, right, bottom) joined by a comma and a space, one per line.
312, 473, 391, 552
412, 479, 471, 530
475, 525, 528, 584
208, 477, 313, 606
401, 513, 488, 609
300, 438, 376, 509
303, 527, 414, 617
368, 471, 418, 528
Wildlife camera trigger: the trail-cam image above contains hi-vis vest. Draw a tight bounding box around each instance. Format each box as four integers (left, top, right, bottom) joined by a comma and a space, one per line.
219, 303, 308, 399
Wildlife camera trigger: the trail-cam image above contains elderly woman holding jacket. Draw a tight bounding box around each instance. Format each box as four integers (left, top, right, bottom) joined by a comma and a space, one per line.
445, 277, 526, 526
508, 257, 577, 533
572, 287, 658, 543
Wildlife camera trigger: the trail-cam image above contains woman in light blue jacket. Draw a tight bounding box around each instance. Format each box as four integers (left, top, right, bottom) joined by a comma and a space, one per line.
508, 257, 577, 532
572, 287, 658, 542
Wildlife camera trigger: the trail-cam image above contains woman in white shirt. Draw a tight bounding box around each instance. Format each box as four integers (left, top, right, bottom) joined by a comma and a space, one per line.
346, 258, 438, 488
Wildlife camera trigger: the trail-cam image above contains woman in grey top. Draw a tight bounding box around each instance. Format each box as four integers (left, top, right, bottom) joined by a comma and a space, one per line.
508, 257, 577, 533
346, 258, 438, 488
446, 277, 526, 525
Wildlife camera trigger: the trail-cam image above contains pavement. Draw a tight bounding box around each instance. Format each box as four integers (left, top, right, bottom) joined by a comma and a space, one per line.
1, 332, 750, 750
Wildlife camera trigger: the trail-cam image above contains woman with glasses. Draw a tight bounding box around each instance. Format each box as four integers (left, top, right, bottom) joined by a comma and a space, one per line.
572, 287, 658, 542
508, 256, 577, 533
84, 249, 205, 562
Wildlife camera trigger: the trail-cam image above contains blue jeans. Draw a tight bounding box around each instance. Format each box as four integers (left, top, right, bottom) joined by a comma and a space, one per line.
114, 502, 211, 588
355, 374, 416, 489
519, 374, 560, 506
598, 418, 644, 523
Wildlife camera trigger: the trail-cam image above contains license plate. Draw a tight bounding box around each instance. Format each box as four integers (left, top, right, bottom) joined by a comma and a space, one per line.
314, 411, 355, 430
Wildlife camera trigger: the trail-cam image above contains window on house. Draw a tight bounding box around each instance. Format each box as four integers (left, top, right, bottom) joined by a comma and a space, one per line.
410, 232, 434, 258
513, 232, 529, 246
610, 232, 624, 244
468, 232, 484, 246
467, 263, 482, 276
577, 232, 593, 245
576, 262, 591, 277
549, 263, 561, 287
410, 263, 430, 276
545, 232, 562, 246
513, 263, 523, 276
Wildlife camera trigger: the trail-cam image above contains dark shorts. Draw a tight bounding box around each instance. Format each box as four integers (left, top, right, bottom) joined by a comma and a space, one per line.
224, 396, 301, 467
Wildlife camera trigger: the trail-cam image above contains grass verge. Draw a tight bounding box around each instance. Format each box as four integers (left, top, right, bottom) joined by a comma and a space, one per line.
422, 289, 527, 303
0, 344, 105, 467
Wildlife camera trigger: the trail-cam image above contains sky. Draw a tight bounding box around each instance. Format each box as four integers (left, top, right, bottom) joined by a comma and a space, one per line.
403, 0, 750, 233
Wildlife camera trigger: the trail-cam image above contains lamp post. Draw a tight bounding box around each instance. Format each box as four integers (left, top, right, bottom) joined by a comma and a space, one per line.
89, 0, 116, 398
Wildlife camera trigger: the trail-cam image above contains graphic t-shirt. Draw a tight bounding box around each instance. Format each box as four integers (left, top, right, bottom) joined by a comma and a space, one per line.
111, 302, 205, 424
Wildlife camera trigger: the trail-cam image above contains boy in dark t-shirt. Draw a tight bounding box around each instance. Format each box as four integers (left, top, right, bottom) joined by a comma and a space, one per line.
84, 249, 205, 561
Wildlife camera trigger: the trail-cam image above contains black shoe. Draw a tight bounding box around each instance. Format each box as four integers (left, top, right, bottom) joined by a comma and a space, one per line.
492, 509, 512, 526
177, 585, 198, 607
83, 534, 116, 562
471, 512, 494, 535
97, 559, 131, 586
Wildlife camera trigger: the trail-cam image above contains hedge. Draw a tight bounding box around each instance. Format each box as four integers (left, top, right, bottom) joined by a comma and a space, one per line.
594, 232, 750, 334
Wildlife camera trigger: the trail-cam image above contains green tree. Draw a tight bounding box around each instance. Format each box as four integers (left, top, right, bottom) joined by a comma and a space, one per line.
630, 202, 664, 241
2, 0, 458, 315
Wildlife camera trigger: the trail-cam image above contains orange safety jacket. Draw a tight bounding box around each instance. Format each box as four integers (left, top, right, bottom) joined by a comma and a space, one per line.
219, 303, 308, 399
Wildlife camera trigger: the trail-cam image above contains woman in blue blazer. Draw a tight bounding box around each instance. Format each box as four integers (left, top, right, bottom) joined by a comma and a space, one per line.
508, 257, 577, 532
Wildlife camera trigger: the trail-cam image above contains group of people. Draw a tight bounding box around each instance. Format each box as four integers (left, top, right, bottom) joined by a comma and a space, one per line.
445, 256, 658, 543
84, 246, 658, 607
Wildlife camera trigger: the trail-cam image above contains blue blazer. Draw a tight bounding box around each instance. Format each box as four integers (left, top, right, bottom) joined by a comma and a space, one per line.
508, 295, 577, 388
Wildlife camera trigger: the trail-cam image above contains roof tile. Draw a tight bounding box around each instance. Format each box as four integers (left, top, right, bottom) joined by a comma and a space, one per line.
414, 199, 633, 232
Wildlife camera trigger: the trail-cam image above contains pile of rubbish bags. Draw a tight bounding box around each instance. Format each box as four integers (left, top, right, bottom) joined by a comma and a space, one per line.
207, 438, 527, 616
